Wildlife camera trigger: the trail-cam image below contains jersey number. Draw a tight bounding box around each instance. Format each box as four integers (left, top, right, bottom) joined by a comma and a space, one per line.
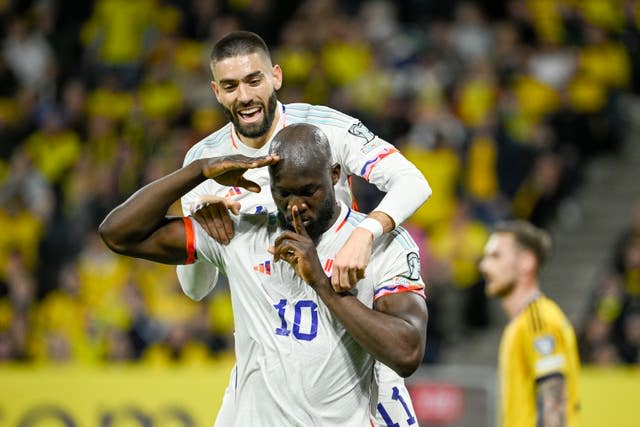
377, 386, 417, 426
273, 299, 318, 341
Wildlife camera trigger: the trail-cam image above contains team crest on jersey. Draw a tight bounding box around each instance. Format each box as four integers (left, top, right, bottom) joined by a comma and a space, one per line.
406, 252, 420, 280
534, 335, 555, 355
349, 122, 375, 143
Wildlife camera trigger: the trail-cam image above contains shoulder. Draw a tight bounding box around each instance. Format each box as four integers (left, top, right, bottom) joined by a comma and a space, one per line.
512, 297, 569, 339
285, 102, 359, 130
183, 123, 233, 166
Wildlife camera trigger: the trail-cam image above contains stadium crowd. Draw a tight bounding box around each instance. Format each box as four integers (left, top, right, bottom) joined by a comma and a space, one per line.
0, 0, 639, 365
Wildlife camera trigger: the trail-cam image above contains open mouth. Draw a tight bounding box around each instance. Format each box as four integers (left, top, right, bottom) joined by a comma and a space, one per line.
237, 106, 263, 123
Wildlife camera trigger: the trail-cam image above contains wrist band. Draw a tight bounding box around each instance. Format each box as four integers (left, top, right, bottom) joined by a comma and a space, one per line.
357, 218, 384, 240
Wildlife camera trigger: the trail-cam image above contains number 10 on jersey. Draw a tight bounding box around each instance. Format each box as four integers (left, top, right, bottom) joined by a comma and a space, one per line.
273, 299, 319, 341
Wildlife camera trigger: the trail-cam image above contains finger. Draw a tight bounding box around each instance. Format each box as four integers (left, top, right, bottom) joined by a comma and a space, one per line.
348, 268, 359, 288
215, 202, 234, 242
206, 210, 226, 244
236, 177, 261, 193
227, 201, 241, 215
336, 268, 350, 292
251, 154, 280, 167
291, 206, 309, 237
198, 194, 226, 205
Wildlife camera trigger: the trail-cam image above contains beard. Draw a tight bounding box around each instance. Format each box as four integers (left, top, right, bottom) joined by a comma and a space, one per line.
278, 197, 337, 244
486, 279, 516, 298
222, 91, 278, 139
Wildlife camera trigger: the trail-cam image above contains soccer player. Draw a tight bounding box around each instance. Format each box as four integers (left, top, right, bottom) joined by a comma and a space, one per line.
99, 123, 429, 426
178, 30, 431, 425
479, 221, 580, 427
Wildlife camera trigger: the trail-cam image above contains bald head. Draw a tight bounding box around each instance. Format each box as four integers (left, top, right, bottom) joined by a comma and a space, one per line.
268, 124, 340, 241
269, 124, 333, 175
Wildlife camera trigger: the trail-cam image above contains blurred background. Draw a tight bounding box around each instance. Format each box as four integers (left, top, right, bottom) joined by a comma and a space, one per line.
0, 0, 639, 426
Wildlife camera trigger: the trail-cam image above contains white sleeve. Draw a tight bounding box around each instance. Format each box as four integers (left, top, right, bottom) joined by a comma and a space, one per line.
332, 122, 432, 227
176, 262, 218, 301
368, 153, 431, 227
176, 197, 225, 301
373, 228, 426, 302
177, 151, 224, 300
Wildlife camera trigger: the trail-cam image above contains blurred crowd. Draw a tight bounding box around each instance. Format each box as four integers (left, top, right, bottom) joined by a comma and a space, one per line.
0, 0, 639, 365
579, 200, 640, 366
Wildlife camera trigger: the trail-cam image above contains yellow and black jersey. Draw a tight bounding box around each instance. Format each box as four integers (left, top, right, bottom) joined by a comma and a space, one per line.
498, 295, 580, 427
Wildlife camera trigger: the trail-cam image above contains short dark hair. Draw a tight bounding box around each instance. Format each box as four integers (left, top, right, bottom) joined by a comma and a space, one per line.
494, 220, 552, 268
210, 31, 271, 64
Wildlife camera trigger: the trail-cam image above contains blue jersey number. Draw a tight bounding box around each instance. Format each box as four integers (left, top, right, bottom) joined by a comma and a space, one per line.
376, 386, 417, 426
273, 299, 318, 341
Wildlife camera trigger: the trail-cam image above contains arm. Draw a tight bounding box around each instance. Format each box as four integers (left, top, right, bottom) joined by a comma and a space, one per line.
536, 374, 567, 427
270, 206, 428, 377
99, 155, 278, 263
332, 129, 431, 290
176, 195, 240, 300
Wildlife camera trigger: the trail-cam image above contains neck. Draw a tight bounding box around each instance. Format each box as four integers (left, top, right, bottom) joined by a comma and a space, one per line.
502, 279, 540, 319
237, 105, 282, 149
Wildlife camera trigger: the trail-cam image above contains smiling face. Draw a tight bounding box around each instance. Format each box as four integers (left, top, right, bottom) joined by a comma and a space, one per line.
479, 232, 521, 298
210, 52, 282, 142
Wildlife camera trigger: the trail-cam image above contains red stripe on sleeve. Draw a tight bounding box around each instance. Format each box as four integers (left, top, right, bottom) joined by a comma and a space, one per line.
182, 217, 197, 265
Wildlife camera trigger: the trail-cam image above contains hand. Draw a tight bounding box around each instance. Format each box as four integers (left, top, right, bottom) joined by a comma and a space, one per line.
269, 206, 327, 287
191, 195, 241, 245
201, 155, 279, 192
330, 227, 373, 292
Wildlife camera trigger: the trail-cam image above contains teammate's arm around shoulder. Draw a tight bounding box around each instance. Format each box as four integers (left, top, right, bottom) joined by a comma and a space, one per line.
330, 122, 431, 291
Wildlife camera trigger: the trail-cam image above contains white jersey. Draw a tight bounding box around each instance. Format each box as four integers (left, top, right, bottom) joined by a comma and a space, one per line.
181, 101, 428, 224
188, 202, 426, 426
180, 102, 426, 426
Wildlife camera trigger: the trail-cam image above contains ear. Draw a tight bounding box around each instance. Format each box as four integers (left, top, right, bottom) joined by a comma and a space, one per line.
331, 163, 341, 185
272, 64, 283, 91
210, 81, 222, 103
518, 251, 537, 276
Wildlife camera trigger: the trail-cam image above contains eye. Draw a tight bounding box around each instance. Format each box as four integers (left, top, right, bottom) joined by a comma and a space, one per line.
249, 78, 261, 86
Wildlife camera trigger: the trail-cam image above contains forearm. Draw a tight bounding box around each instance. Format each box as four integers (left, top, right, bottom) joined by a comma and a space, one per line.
373, 170, 431, 228
537, 375, 567, 427
100, 160, 205, 252
313, 279, 424, 377
176, 262, 219, 301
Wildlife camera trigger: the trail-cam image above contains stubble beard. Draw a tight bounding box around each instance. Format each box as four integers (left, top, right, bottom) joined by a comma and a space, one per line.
278, 198, 337, 245
223, 91, 278, 139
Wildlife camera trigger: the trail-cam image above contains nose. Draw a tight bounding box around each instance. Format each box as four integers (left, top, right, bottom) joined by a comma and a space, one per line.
287, 196, 307, 214
236, 83, 252, 103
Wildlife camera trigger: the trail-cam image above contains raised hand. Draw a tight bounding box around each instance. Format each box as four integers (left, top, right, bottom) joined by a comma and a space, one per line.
201, 154, 279, 192
269, 205, 327, 287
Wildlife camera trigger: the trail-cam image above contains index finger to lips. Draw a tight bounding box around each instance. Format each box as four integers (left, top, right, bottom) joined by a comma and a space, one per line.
291, 206, 307, 236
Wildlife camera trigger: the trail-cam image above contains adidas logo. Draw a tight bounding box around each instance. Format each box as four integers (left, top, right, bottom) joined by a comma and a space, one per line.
253, 260, 272, 275
226, 187, 242, 198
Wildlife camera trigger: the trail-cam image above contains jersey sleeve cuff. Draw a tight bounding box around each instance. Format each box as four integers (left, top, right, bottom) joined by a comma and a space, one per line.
182, 217, 197, 265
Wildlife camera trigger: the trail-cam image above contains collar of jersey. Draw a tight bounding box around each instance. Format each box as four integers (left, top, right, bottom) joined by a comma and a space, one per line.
314, 201, 352, 249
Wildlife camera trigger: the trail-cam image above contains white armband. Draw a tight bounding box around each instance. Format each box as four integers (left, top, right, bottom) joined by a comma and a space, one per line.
357, 218, 384, 240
